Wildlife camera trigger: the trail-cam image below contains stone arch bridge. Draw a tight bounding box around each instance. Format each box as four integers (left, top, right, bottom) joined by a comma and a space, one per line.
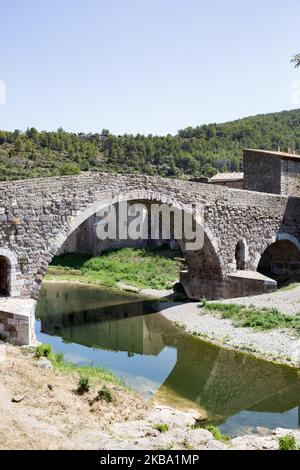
0, 172, 300, 344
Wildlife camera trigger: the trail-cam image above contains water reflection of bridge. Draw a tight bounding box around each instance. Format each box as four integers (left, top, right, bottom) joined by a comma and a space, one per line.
38, 288, 300, 425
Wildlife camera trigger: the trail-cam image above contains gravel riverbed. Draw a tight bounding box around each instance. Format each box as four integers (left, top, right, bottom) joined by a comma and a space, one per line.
160, 287, 300, 366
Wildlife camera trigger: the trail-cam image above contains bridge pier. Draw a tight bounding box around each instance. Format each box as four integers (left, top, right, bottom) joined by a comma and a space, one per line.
0, 298, 36, 346
180, 270, 277, 300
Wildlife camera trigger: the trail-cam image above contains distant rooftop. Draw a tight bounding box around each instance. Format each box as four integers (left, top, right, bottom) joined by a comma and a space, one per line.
209, 172, 244, 182
244, 149, 300, 161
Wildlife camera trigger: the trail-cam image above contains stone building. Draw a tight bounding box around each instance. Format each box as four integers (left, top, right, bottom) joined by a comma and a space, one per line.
244, 149, 300, 196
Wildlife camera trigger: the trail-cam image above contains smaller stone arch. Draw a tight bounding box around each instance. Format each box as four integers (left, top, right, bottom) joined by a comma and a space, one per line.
256, 234, 300, 285
276, 233, 300, 251
0, 248, 21, 297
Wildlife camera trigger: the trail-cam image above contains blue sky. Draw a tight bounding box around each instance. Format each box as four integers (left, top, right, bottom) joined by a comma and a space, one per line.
1, 0, 300, 135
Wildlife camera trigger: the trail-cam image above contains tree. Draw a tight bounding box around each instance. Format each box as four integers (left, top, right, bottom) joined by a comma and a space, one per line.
58, 163, 80, 176
291, 54, 300, 68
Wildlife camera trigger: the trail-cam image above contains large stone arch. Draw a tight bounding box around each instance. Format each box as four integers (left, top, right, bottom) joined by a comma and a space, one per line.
31, 189, 227, 299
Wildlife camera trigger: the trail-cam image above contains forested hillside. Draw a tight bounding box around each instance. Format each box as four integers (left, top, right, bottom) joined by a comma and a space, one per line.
0, 109, 300, 181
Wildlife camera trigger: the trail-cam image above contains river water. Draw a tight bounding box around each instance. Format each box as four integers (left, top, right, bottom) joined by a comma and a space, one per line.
36, 282, 300, 436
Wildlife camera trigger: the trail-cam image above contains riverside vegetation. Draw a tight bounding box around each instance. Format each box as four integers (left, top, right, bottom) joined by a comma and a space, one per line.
201, 301, 300, 331
1, 109, 300, 181
46, 246, 184, 290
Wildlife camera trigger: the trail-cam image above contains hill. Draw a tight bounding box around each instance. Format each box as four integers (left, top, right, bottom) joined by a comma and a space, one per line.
0, 109, 300, 181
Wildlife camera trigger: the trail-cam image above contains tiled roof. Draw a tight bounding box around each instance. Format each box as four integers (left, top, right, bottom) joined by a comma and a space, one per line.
209, 172, 244, 182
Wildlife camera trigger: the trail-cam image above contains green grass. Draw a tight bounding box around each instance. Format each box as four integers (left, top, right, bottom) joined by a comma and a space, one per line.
49, 351, 123, 386
46, 247, 183, 290
201, 302, 300, 331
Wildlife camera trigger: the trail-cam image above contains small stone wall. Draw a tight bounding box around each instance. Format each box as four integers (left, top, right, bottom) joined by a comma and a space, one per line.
0, 299, 36, 346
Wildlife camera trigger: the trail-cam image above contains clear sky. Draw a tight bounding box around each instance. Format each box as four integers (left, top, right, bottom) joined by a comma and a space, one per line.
1, 0, 300, 135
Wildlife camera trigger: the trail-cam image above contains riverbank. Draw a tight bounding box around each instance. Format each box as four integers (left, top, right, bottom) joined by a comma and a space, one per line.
0, 343, 299, 450
160, 290, 300, 367
47, 247, 184, 291
43, 279, 174, 299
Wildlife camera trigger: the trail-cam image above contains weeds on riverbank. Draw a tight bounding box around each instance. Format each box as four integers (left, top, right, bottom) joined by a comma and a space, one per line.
46, 246, 184, 290
201, 302, 300, 331
77, 375, 90, 395
154, 423, 169, 433
45, 349, 123, 386
278, 435, 299, 450
202, 424, 231, 442
97, 385, 113, 403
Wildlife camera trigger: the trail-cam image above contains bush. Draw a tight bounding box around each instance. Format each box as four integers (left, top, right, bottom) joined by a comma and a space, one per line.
59, 163, 80, 176
154, 423, 169, 433
97, 385, 113, 403
77, 375, 90, 395
35, 343, 51, 358
278, 435, 298, 450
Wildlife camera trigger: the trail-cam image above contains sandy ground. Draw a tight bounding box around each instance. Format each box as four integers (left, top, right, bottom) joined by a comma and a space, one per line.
0, 345, 147, 450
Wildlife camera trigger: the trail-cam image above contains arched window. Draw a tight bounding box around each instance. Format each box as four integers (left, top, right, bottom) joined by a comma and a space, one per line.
235, 239, 248, 270
0, 255, 11, 296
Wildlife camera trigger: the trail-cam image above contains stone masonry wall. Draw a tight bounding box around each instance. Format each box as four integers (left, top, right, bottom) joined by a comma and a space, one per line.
244, 149, 300, 197
244, 151, 281, 194
281, 159, 300, 196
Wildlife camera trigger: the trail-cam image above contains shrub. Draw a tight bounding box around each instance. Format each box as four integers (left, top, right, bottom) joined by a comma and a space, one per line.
278, 435, 298, 450
77, 375, 90, 395
154, 423, 169, 433
97, 385, 113, 403
35, 343, 51, 358
59, 163, 80, 176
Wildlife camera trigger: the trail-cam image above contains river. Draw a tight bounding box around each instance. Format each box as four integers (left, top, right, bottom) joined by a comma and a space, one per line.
36, 282, 300, 436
